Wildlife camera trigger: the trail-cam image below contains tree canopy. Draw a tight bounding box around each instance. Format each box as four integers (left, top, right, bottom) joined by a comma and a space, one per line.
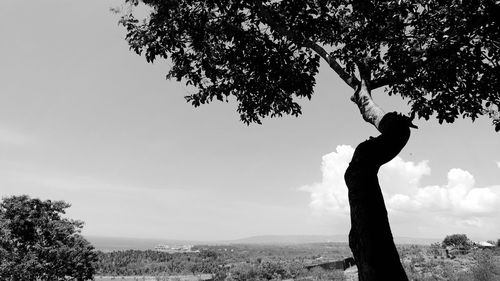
0, 195, 97, 281
442, 233, 471, 248
119, 0, 499, 129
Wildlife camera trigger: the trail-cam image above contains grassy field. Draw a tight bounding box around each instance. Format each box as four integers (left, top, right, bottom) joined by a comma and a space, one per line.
94, 243, 500, 281
399, 245, 500, 280
94, 274, 213, 281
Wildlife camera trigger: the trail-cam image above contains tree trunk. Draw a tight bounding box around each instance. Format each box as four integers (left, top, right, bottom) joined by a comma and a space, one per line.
346, 74, 413, 281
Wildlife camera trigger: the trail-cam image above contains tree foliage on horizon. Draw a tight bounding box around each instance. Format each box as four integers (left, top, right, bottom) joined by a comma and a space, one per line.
442, 233, 471, 248
119, 0, 499, 130
0, 195, 97, 281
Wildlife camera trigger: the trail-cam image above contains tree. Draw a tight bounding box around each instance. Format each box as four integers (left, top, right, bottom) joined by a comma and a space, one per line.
0, 195, 97, 281
117, 1, 500, 280
442, 234, 471, 248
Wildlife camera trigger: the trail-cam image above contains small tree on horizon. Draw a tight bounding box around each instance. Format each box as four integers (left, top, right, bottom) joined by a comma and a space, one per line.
116, 1, 500, 280
442, 234, 471, 248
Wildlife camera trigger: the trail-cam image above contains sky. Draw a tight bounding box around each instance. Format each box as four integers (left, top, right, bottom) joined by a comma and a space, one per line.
0, 0, 499, 242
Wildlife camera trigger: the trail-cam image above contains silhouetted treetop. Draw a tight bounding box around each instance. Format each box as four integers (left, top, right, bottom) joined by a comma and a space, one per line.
120, 0, 500, 129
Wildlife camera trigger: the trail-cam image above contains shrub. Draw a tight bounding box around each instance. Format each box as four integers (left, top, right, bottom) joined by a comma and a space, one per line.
428, 242, 443, 257
470, 250, 498, 281
308, 267, 345, 281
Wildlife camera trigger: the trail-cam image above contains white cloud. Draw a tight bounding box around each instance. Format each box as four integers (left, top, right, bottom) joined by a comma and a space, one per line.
379, 156, 430, 195
392, 168, 498, 215
301, 145, 500, 239
299, 145, 353, 214
0, 126, 31, 146
497, 161, 500, 169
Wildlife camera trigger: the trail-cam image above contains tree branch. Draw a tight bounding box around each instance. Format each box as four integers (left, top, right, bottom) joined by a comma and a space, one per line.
253, 2, 359, 90
351, 64, 385, 130
370, 76, 393, 90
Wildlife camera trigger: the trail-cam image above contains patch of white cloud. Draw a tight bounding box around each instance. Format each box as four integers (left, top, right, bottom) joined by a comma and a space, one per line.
392, 168, 498, 215
379, 157, 430, 195
497, 161, 500, 169
300, 145, 500, 238
0, 126, 31, 146
299, 145, 353, 214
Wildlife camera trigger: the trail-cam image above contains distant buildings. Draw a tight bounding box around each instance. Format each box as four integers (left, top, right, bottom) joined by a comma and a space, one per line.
154, 244, 200, 253
475, 241, 495, 248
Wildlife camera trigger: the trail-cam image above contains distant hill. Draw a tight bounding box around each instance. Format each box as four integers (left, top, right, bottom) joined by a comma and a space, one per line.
86, 234, 440, 251
85, 236, 197, 252
228, 235, 440, 245
393, 236, 441, 245
229, 235, 348, 244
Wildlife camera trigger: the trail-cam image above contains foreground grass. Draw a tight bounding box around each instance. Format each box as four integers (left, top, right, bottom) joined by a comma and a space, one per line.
94, 274, 213, 281
400, 246, 500, 281
94, 244, 500, 281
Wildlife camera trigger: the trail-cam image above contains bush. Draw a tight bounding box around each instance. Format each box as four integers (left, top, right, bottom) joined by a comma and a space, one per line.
224, 259, 308, 281
308, 267, 345, 281
470, 250, 499, 281
428, 242, 443, 257
226, 262, 259, 281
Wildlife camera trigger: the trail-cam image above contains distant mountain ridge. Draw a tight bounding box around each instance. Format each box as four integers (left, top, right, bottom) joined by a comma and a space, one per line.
86, 234, 440, 251
230, 234, 348, 244
228, 235, 440, 245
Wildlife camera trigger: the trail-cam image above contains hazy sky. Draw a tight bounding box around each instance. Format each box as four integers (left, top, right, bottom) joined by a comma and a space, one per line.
1, 0, 499, 242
